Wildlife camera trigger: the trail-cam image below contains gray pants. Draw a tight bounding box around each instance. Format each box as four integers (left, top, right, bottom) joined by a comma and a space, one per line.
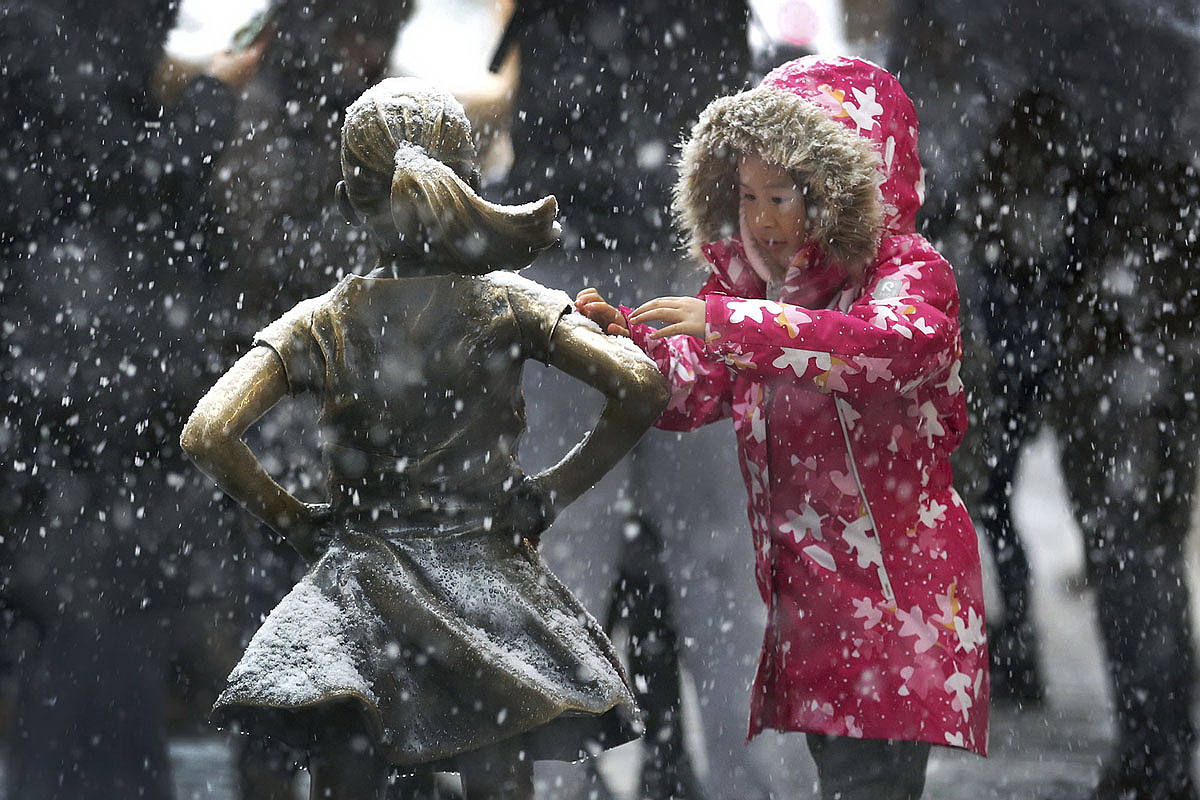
805, 735, 931, 800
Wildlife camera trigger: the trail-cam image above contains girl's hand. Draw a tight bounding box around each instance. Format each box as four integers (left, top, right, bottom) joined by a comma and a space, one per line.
627, 296, 706, 339
575, 287, 630, 337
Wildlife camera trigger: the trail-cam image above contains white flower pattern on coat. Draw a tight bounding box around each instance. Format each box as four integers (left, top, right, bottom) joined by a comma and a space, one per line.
728, 299, 779, 324
841, 513, 883, 569
896, 606, 940, 653
772, 347, 832, 377
803, 544, 838, 572
944, 671, 974, 721
954, 608, 986, 654
781, 505, 826, 542
852, 596, 884, 630
844, 86, 884, 132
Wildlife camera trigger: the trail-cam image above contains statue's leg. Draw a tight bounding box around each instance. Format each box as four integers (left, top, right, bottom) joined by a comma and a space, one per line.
307, 707, 389, 800
234, 734, 299, 800
457, 738, 533, 800
308, 745, 388, 800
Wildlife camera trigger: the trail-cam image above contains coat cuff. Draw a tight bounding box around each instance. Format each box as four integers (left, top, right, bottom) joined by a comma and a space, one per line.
618, 304, 657, 353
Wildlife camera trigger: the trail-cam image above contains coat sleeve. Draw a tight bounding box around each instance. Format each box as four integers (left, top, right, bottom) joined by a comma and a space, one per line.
622, 274, 737, 432
703, 235, 960, 398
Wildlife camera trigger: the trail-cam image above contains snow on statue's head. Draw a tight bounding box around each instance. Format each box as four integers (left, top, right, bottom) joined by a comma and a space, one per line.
337, 77, 560, 274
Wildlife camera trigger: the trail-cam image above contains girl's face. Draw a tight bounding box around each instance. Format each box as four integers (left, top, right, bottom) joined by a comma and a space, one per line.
739, 153, 807, 278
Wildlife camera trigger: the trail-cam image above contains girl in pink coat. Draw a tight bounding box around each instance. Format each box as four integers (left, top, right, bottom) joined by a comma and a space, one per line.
577, 56, 989, 797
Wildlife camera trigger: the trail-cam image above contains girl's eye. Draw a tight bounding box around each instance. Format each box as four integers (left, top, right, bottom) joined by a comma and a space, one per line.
741, 193, 756, 202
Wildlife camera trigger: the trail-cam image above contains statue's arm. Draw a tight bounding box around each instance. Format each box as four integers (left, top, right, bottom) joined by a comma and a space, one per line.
536, 314, 670, 514
180, 346, 324, 559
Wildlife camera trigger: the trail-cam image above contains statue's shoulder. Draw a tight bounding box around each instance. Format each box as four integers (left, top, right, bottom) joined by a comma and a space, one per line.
299, 274, 365, 318
480, 270, 572, 316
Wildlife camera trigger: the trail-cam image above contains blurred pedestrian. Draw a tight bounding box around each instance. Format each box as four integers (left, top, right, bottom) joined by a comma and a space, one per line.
498, 0, 752, 253
892, 2, 1200, 796
954, 87, 1081, 706
494, 3, 760, 797
206, 0, 413, 358
0, 0, 259, 796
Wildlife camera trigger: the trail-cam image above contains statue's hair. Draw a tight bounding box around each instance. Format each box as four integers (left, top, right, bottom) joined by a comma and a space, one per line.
340, 77, 559, 273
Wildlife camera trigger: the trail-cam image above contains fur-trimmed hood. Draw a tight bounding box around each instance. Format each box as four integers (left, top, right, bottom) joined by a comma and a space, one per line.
674, 56, 925, 274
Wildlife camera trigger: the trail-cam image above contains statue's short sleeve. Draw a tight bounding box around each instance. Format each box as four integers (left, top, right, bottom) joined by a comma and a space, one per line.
497, 273, 574, 364
252, 296, 327, 395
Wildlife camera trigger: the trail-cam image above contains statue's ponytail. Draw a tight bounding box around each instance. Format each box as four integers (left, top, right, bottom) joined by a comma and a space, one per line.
389, 141, 559, 273
340, 78, 560, 274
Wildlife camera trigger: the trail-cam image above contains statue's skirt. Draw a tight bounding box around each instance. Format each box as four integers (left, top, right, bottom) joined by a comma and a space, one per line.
211, 518, 639, 769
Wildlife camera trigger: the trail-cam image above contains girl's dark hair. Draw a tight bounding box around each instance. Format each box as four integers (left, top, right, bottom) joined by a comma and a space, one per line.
339, 78, 559, 273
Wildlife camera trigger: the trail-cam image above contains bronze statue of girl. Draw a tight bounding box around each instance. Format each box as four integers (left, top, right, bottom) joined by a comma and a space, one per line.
182, 77, 668, 800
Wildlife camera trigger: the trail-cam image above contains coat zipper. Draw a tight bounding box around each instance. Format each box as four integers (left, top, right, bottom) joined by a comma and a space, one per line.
834, 396, 897, 606
762, 383, 782, 683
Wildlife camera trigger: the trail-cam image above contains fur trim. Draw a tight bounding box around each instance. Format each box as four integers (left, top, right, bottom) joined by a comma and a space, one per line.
674, 86, 883, 271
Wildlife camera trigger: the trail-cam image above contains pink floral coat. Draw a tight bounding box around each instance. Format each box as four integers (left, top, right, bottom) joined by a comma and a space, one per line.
627, 56, 989, 755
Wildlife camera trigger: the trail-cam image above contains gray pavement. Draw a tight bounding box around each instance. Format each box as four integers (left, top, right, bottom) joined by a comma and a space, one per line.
919, 435, 1117, 799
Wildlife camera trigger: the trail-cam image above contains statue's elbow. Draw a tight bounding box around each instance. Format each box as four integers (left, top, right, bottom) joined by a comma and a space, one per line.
179, 412, 216, 463
635, 367, 670, 423
649, 375, 670, 418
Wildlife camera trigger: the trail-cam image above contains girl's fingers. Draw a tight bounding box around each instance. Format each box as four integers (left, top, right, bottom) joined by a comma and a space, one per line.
573, 289, 631, 336
607, 323, 631, 337
582, 308, 618, 328
574, 289, 607, 313
631, 296, 704, 338
629, 296, 685, 317
628, 300, 688, 322
647, 325, 672, 339
629, 307, 685, 325
577, 297, 612, 315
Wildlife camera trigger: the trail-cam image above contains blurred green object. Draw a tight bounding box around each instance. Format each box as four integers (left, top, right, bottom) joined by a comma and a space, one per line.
231, 6, 275, 52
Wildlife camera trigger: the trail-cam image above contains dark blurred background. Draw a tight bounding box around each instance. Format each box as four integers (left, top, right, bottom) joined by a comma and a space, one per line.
2, 1, 1198, 798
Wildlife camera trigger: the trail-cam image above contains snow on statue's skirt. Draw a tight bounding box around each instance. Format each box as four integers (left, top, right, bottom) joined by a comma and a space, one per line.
212, 524, 640, 768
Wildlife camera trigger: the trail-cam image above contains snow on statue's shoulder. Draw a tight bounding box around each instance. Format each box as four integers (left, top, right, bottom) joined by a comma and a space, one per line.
483, 271, 654, 369
483, 269, 572, 317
